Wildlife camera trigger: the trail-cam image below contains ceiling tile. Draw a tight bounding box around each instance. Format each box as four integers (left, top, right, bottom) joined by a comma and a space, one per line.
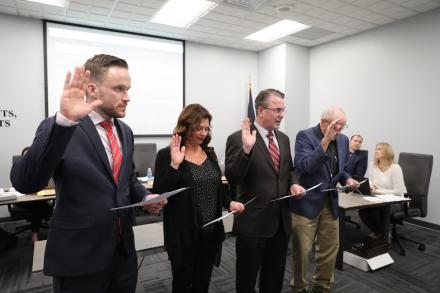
0, 5, 17, 14
67, 9, 88, 19
352, 0, 380, 8
412, 1, 440, 12
319, 0, 345, 10
92, 0, 115, 9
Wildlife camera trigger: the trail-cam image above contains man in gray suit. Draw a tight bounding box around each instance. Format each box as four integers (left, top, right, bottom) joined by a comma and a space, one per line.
225, 88, 305, 293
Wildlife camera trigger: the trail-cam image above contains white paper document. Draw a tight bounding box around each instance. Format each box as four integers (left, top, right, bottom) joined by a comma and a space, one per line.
0, 188, 23, 201
374, 194, 410, 202
363, 196, 384, 203
270, 183, 323, 202
321, 179, 368, 192
110, 187, 189, 210
202, 197, 256, 228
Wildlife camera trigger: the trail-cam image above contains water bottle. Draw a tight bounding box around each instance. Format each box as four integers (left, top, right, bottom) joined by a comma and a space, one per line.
146, 168, 153, 180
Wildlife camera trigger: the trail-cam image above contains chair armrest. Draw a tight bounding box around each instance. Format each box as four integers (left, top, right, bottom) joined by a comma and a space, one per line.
403, 193, 410, 216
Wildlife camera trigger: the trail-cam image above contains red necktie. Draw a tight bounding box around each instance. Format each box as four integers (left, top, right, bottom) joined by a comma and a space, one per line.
100, 120, 122, 184
267, 131, 280, 171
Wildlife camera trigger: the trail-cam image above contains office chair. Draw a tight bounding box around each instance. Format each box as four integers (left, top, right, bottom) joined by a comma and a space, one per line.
133, 143, 157, 177
132, 143, 162, 225
390, 152, 433, 256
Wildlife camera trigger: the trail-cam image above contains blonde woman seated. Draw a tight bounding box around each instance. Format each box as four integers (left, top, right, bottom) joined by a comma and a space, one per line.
359, 142, 407, 240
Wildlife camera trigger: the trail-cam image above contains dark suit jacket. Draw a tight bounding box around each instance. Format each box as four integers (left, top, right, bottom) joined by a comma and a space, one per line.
292, 124, 350, 219
153, 147, 230, 268
225, 125, 296, 238
344, 150, 368, 177
10, 115, 148, 277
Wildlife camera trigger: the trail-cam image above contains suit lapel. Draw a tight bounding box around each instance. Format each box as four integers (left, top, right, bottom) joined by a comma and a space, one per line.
79, 116, 114, 183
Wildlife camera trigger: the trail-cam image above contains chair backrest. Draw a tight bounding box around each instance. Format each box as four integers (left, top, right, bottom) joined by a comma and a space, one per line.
133, 143, 157, 177
398, 152, 433, 217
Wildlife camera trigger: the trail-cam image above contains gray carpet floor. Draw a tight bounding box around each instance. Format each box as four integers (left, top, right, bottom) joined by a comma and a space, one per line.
1, 213, 440, 293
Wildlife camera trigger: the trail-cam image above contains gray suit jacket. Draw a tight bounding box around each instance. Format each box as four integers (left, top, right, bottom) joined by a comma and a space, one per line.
225, 125, 297, 238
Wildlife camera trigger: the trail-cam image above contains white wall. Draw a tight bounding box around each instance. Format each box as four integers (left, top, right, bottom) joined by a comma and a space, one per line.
0, 14, 45, 189
258, 43, 310, 138
284, 44, 310, 142
310, 8, 440, 225
185, 42, 258, 161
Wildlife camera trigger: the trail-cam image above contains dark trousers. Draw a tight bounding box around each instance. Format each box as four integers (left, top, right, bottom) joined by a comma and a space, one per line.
359, 206, 386, 235
53, 243, 138, 293
359, 205, 401, 236
236, 224, 289, 293
170, 231, 219, 293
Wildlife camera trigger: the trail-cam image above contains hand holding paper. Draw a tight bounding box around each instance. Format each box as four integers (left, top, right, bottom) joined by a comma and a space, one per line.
321, 179, 367, 192
202, 197, 256, 228
110, 187, 189, 211
270, 182, 322, 202
143, 194, 167, 214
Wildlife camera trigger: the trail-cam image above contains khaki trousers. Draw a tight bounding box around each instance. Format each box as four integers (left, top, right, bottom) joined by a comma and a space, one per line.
290, 199, 339, 292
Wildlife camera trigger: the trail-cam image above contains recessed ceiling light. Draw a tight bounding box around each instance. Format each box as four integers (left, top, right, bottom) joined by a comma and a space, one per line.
151, 0, 218, 28
25, 0, 66, 8
245, 19, 310, 42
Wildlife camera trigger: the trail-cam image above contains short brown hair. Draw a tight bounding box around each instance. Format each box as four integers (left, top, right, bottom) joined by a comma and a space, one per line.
84, 54, 128, 83
254, 89, 284, 114
174, 103, 212, 152
350, 134, 363, 141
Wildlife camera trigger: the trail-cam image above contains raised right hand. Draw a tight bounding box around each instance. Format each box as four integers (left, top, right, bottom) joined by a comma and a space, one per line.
241, 118, 256, 154
170, 134, 185, 169
59, 66, 102, 122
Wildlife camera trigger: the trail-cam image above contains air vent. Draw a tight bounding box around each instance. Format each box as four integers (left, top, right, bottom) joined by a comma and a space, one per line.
224, 0, 270, 10
291, 27, 334, 40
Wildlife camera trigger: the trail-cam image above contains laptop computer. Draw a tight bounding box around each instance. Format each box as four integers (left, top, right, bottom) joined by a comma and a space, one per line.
352, 175, 371, 195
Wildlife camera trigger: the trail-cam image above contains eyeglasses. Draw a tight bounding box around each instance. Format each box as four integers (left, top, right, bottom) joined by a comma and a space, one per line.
323, 119, 348, 129
195, 126, 211, 133
262, 106, 287, 114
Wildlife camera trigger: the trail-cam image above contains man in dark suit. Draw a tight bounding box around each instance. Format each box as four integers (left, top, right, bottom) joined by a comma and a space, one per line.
344, 134, 368, 177
10, 54, 166, 293
225, 89, 304, 293
291, 107, 358, 293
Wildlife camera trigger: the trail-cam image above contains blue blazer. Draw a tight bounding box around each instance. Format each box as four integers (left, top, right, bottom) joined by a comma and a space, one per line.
10, 114, 148, 277
291, 124, 350, 219
344, 150, 368, 177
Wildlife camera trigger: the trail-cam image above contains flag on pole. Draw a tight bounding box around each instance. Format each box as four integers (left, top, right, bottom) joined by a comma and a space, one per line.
247, 81, 255, 123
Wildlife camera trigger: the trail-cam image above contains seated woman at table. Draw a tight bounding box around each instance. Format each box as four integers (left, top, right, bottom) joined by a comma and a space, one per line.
359, 142, 407, 240
11, 147, 53, 243
153, 103, 245, 293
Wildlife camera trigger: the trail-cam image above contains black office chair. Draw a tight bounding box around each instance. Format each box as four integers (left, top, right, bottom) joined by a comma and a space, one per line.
391, 152, 433, 256
133, 143, 157, 177
132, 143, 163, 225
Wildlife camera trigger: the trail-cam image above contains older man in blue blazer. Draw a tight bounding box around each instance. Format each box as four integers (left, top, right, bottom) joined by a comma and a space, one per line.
11, 54, 166, 293
290, 106, 358, 293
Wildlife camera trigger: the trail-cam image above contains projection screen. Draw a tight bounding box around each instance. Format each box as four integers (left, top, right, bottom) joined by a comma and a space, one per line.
45, 21, 185, 136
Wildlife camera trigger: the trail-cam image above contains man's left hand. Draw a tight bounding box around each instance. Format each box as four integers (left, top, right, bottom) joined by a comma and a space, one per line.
345, 178, 360, 193
142, 194, 167, 214
290, 184, 306, 199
